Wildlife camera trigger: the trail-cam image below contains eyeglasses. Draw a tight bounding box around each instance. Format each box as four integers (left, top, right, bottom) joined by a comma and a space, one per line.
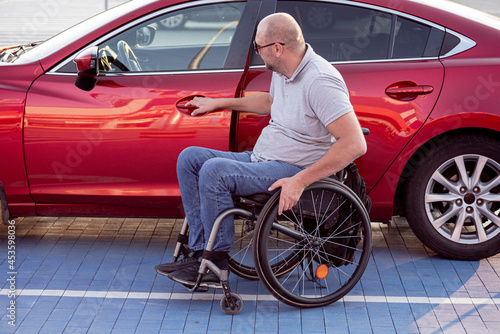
253, 41, 285, 54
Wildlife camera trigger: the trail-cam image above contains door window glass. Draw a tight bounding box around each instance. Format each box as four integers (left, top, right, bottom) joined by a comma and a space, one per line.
255, 1, 392, 64
59, 3, 245, 73
251, 1, 441, 65
392, 16, 432, 58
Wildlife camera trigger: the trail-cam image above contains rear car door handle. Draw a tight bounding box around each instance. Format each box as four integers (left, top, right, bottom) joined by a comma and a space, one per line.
385, 84, 434, 101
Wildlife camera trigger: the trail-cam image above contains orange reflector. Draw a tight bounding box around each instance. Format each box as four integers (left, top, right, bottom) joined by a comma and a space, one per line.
316, 264, 329, 279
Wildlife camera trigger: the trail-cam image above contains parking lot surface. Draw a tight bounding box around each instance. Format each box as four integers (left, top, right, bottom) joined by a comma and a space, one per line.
1, 217, 500, 333
0, 0, 128, 47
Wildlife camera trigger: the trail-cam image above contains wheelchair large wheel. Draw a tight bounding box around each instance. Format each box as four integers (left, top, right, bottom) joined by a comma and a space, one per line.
253, 179, 372, 308
229, 211, 302, 280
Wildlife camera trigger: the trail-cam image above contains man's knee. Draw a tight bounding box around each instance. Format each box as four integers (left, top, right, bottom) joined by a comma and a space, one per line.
199, 158, 234, 192
199, 158, 226, 178
177, 147, 208, 172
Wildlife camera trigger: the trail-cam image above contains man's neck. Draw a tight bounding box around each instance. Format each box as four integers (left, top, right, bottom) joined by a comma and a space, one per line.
282, 45, 307, 79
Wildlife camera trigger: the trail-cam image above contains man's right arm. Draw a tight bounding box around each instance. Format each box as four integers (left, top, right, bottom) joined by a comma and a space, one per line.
186, 93, 272, 116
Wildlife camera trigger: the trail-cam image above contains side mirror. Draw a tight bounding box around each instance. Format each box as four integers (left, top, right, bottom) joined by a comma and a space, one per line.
136, 25, 156, 46
73, 46, 99, 91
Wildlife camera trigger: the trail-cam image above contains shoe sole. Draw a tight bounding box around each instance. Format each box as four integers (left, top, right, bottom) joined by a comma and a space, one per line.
156, 267, 210, 292
168, 275, 222, 289
181, 283, 210, 292
155, 266, 170, 277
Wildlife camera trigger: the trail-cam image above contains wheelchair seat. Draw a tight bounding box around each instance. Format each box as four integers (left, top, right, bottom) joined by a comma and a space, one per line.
233, 193, 271, 208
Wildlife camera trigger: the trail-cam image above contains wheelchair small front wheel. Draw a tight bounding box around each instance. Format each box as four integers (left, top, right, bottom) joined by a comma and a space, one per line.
253, 179, 372, 308
220, 293, 243, 315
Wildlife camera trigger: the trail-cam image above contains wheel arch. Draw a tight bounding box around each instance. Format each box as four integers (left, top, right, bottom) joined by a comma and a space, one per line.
393, 126, 500, 217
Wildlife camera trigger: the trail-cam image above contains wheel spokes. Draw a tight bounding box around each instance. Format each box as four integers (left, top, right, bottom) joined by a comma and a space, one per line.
431, 170, 460, 195
425, 192, 461, 204
431, 205, 461, 229
454, 156, 469, 188
481, 174, 500, 194
470, 155, 488, 188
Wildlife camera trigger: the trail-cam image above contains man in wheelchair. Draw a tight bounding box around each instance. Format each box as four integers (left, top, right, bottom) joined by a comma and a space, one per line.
155, 13, 367, 289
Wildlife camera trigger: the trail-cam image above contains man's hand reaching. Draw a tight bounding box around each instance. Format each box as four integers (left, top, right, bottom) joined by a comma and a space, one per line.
185, 96, 220, 116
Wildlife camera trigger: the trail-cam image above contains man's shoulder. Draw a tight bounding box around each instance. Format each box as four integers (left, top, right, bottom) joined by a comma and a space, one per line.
303, 59, 344, 90
304, 47, 342, 79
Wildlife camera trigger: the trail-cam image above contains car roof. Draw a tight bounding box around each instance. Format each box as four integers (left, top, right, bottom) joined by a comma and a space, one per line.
364, 0, 500, 31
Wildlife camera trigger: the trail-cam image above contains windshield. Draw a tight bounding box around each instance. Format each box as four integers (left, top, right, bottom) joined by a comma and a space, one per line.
0, 42, 43, 63
14, 0, 155, 64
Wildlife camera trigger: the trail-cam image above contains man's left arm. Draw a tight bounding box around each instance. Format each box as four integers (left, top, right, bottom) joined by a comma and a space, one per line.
269, 111, 367, 214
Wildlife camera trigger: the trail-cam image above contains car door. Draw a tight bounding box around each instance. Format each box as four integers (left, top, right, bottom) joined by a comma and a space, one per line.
24, 1, 257, 217
236, 1, 445, 206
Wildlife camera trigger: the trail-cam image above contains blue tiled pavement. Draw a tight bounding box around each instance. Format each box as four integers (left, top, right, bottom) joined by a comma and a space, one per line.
1, 216, 500, 333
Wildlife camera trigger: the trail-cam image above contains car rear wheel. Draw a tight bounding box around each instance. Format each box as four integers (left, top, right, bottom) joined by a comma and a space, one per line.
405, 135, 500, 260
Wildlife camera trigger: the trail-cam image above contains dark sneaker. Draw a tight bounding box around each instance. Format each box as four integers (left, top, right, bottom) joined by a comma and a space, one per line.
155, 256, 198, 276
167, 263, 222, 289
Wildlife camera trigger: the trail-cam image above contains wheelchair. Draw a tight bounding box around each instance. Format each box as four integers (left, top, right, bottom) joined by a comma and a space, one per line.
171, 169, 372, 315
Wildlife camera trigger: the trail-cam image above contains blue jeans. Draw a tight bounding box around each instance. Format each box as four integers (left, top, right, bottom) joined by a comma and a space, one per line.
177, 147, 303, 252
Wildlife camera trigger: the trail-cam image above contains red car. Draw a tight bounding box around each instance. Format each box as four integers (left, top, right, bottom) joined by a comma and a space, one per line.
1, 0, 499, 260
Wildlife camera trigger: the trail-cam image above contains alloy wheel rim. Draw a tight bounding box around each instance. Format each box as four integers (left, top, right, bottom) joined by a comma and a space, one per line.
424, 154, 500, 244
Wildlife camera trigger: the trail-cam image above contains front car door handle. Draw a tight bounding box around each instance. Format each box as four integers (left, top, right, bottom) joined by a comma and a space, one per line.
175, 95, 226, 116
176, 95, 208, 116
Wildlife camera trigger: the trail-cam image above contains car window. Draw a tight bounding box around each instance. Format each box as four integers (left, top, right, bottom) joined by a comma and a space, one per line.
58, 3, 245, 73
250, 1, 443, 65
392, 16, 432, 58
252, 1, 392, 64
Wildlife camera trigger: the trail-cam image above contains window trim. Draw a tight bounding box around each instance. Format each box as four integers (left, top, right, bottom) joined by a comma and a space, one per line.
440, 28, 476, 58
50, 0, 248, 75
48, 68, 245, 77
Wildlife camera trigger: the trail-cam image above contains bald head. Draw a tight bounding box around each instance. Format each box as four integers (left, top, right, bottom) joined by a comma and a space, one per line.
257, 13, 305, 53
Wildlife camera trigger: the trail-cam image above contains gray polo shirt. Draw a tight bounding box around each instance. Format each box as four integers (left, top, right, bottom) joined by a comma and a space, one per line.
251, 45, 354, 168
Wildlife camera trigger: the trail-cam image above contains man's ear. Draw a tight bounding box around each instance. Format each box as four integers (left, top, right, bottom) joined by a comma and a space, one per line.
274, 43, 284, 56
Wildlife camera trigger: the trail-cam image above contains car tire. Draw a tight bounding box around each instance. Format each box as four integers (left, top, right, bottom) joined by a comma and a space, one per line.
405, 134, 500, 260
